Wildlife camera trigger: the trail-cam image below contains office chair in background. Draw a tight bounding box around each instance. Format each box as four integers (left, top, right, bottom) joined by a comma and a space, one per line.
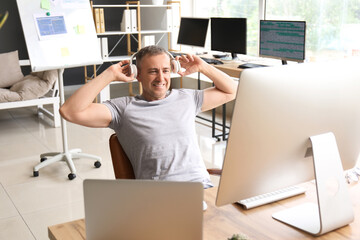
109, 133, 221, 179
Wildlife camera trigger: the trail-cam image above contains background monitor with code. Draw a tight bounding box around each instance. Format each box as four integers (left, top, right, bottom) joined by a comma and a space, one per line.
259, 20, 306, 63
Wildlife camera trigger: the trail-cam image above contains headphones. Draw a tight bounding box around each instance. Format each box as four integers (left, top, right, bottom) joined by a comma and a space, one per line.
129, 50, 181, 78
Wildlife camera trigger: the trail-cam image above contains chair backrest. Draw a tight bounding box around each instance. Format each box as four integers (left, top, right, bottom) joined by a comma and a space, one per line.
109, 133, 135, 179
109, 133, 221, 179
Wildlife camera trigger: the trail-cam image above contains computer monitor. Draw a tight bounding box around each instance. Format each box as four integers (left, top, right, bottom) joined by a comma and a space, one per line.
210, 17, 247, 59
177, 17, 209, 48
216, 58, 360, 234
259, 20, 306, 64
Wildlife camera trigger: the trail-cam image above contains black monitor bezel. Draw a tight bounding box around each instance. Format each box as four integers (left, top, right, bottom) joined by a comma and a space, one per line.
210, 17, 247, 57
177, 17, 209, 48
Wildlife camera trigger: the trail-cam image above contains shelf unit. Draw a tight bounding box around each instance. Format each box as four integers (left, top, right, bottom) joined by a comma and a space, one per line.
84, 1, 181, 101
167, 1, 181, 52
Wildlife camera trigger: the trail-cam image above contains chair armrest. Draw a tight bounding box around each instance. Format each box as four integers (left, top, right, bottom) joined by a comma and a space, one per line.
207, 168, 222, 176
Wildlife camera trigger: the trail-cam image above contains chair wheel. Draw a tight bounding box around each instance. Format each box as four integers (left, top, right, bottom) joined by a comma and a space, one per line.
33, 171, 39, 177
68, 173, 76, 180
94, 161, 101, 168
40, 157, 47, 162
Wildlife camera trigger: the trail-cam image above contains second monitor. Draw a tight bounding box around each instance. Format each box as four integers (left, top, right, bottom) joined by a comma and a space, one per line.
211, 17, 247, 59
177, 17, 209, 48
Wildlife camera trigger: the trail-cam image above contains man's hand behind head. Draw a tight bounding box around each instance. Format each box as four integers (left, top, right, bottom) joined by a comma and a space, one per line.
109, 60, 135, 82
176, 54, 206, 76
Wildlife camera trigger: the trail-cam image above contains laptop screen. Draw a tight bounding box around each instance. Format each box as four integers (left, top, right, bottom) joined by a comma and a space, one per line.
83, 179, 204, 240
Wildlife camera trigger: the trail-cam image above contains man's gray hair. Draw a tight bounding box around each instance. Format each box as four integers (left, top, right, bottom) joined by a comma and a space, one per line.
135, 45, 170, 71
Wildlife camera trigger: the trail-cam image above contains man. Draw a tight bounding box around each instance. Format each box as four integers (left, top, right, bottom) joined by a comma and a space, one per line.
60, 45, 236, 187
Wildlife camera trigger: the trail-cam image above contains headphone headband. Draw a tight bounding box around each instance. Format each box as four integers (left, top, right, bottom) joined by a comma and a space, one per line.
128, 48, 180, 78
130, 50, 175, 63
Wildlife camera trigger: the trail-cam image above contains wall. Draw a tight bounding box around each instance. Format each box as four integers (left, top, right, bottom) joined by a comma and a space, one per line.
0, 0, 31, 75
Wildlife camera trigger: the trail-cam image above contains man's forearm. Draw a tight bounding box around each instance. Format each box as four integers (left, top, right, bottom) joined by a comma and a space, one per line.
60, 70, 113, 119
200, 63, 237, 95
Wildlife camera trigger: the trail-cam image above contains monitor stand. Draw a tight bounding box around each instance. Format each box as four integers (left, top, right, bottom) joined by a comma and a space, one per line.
231, 52, 238, 60
272, 132, 354, 236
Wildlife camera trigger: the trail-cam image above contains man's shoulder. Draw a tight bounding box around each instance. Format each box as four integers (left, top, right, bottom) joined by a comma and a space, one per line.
103, 95, 137, 109
112, 95, 137, 103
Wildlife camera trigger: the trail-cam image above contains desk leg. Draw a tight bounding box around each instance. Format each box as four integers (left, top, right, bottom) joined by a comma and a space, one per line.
196, 73, 224, 141
212, 109, 216, 139
222, 104, 226, 141
211, 82, 216, 139
197, 73, 201, 90
33, 69, 102, 180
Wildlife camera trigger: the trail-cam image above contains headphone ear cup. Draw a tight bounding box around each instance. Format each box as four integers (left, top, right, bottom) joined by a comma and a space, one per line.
171, 59, 181, 73
130, 64, 137, 78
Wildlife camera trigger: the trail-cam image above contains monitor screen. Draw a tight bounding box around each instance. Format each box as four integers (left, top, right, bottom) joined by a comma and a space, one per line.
216, 58, 360, 207
211, 18, 247, 58
259, 20, 306, 62
177, 17, 209, 47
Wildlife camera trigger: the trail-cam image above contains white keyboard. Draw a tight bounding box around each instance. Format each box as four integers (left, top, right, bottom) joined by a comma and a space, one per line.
238, 186, 306, 210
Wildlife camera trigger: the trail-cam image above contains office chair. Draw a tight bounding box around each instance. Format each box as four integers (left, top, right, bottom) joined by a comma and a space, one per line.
109, 133, 221, 179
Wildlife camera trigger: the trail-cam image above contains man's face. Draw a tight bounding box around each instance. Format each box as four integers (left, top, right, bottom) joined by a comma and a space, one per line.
137, 53, 172, 101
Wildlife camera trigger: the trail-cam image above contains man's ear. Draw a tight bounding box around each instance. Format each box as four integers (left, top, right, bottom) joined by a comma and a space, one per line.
136, 72, 142, 82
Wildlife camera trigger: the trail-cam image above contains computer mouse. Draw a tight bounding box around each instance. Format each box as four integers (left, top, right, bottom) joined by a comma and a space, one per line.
203, 201, 207, 211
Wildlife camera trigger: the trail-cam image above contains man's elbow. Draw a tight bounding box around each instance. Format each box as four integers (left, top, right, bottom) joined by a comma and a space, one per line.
226, 89, 237, 102
59, 105, 73, 123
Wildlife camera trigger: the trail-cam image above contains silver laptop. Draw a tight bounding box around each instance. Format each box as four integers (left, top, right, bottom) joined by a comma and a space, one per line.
83, 179, 203, 240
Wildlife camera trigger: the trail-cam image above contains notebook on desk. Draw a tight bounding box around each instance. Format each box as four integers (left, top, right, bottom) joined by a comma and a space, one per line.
83, 179, 204, 240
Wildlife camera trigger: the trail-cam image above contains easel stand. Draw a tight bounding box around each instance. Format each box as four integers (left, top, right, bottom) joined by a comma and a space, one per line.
33, 69, 102, 180
273, 132, 354, 235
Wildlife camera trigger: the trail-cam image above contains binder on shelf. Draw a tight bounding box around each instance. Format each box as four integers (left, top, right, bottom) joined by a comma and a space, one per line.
166, 9, 172, 31
94, 8, 101, 33
121, 9, 131, 32
97, 38, 102, 59
172, 5, 180, 29
130, 9, 137, 32
141, 35, 155, 48
101, 37, 108, 58
170, 31, 179, 50
99, 8, 105, 33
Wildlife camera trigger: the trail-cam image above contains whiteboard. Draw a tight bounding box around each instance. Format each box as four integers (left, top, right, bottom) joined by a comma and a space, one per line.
17, 0, 102, 72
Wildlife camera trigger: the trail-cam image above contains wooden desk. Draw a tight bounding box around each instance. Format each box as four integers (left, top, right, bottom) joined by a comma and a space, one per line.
48, 182, 360, 240
214, 60, 243, 78
198, 54, 245, 78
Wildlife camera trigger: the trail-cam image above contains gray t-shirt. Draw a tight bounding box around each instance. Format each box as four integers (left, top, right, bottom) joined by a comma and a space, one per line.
104, 88, 212, 187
